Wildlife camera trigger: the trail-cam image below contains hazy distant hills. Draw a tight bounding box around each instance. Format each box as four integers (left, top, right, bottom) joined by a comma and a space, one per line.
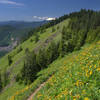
0, 21, 47, 46
0, 21, 47, 57
0, 21, 47, 29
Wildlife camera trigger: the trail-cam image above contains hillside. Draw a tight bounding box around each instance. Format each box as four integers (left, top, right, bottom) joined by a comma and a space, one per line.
0, 9, 100, 100
0, 18, 69, 100
34, 41, 100, 100
9, 40, 100, 100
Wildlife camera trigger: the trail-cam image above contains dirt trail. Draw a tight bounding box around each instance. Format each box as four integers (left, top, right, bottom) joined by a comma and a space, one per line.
27, 82, 46, 100
27, 75, 54, 100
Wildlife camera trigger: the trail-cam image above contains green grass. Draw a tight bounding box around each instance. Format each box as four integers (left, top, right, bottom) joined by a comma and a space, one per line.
33, 41, 100, 100
0, 83, 25, 100
4, 41, 99, 100
0, 19, 69, 76
1, 18, 100, 100
1, 41, 100, 100
6, 47, 80, 100
0, 19, 70, 100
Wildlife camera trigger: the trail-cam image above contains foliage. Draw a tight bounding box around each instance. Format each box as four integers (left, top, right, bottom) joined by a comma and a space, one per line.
18, 41, 59, 84
16, 9, 100, 85
9, 41, 100, 100
34, 41, 100, 100
1, 9, 100, 100
52, 27, 56, 32
8, 55, 13, 66
17, 46, 23, 54
35, 33, 39, 43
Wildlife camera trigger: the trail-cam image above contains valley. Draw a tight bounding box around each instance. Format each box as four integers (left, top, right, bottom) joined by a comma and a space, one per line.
0, 41, 17, 51
0, 21, 46, 57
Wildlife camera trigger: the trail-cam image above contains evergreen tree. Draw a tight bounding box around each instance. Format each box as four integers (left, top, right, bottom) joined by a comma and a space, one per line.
57, 26, 60, 30
58, 26, 67, 57
8, 55, 13, 66
52, 27, 56, 32
36, 49, 46, 70
45, 42, 58, 64
35, 34, 39, 43
21, 51, 39, 84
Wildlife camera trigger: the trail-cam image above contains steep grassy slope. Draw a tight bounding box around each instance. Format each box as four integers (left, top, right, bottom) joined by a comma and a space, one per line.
6, 41, 100, 100
1, 10, 100, 100
0, 19, 69, 77
33, 41, 100, 100
0, 19, 70, 100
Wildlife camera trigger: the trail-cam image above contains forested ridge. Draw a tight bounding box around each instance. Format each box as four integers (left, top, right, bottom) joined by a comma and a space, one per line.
0, 9, 100, 100
16, 9, 100, 84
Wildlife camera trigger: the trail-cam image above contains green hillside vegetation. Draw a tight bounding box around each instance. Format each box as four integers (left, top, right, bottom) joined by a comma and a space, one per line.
0, 18, 69, 100
0, 9, 100, 100
34, 41, 100, 100
10, 40, 100, 100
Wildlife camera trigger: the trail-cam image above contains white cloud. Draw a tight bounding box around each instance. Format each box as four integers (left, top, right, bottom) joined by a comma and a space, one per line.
33, 16, 56, 21
0, 0, 24, 6
46, 18, 56, 21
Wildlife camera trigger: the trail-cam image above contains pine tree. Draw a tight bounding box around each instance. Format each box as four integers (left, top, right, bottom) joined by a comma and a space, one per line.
57, 26, 60, 30
58, 26, 67, 57
52, 27, 56, 32
21, 51, 39, 84
8, 55, 13, 66
36, 49, 46, 70
35, 34, 39, 43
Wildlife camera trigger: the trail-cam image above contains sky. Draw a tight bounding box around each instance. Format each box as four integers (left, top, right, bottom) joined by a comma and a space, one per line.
0, 0, 100, 21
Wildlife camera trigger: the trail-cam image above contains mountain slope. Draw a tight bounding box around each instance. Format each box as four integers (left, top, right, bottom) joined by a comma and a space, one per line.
0, 19, 70, 100
34, 41, 100, 100
0, 9, 100, 100
6, 41, 100, 100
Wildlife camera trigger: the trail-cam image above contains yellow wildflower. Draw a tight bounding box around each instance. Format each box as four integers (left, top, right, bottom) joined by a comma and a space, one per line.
75, 80, 83, 86
89, 70, 92, 75
97, 67, 100, 71
94, 65, 96, 68
84, 97, 89, 100
89, 65, 92, 68
37, 94, 42, 98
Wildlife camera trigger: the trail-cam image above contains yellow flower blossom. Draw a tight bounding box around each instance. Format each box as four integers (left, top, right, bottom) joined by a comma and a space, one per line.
89, 70, 92, 75
75, 80, 83, 86
84, 97, 89, 100
97, 67, 100, 71
94, 65, 96, 68
89, 65, 92, 68
37, 94, 43, 98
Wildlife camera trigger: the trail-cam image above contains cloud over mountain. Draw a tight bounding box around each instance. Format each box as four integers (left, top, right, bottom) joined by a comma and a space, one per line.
33, 16, 56, 21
